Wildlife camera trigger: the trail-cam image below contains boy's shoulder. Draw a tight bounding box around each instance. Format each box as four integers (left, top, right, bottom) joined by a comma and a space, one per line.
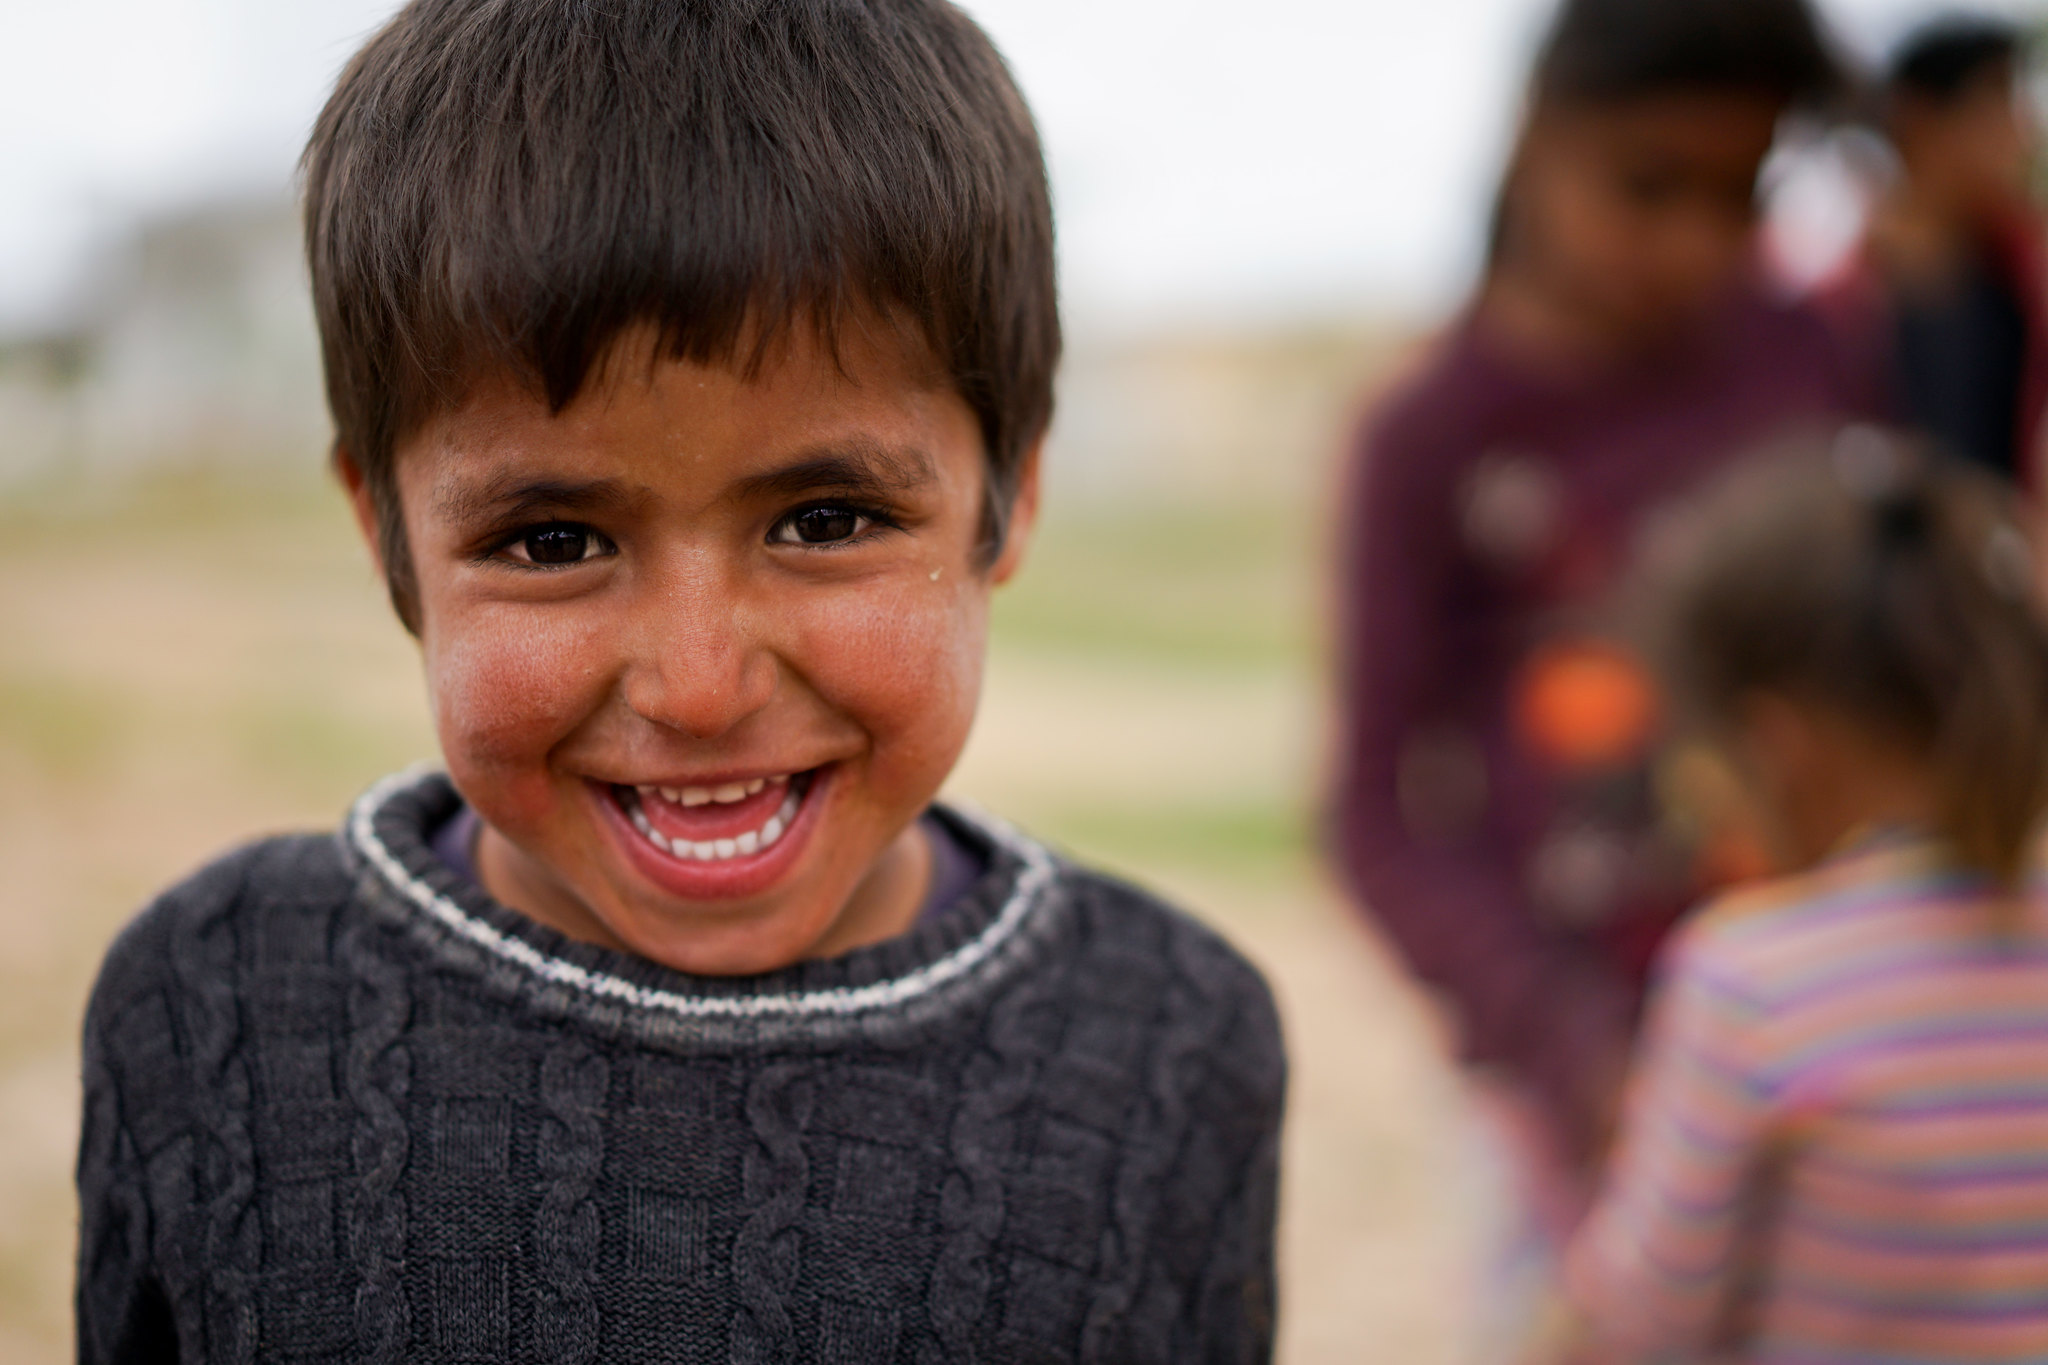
85, 829, 354, 1045
1053, 856, 1274, 994
1360, 332, 1490, 446
1034, 849, 1286, 1093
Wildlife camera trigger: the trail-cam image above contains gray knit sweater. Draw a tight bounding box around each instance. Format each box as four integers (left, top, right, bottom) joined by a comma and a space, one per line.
77, 771, 1285, 1364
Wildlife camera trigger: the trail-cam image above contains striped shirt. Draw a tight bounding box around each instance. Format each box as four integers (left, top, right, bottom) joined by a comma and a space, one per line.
1568, 835, 2048, 1361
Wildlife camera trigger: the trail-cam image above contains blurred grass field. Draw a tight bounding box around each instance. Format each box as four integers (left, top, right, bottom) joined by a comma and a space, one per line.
0, 466, 1470, 1362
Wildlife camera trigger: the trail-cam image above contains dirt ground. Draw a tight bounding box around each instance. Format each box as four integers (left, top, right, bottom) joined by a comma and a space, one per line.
0, 472, 1474, 1361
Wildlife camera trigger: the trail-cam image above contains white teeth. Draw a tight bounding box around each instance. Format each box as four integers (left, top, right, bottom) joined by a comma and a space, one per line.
641, 776, 790, 809
627, 803, 674, 854
623, 779, 807, 862
755, 789, 800, 852
628, 803, 673, 853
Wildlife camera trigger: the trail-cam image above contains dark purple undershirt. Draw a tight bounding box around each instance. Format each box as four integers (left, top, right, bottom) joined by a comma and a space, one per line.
429, 803, 987, 928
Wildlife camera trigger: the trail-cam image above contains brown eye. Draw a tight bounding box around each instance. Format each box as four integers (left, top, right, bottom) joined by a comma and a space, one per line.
773, 506, 870, 545
528, 526, 590, 562
1618, 166, 1683, 208
507, 523, 611, 565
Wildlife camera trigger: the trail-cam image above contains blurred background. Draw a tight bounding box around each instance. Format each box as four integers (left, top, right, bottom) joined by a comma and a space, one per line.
2, 0, 2044, 1361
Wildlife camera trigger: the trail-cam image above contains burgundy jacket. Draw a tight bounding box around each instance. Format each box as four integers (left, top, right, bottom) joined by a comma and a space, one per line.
1328, 283, 1882, 1161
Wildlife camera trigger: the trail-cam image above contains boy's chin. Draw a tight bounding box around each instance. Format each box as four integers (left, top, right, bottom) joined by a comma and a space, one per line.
568, 763, 919, 973
589, 891, 851, 979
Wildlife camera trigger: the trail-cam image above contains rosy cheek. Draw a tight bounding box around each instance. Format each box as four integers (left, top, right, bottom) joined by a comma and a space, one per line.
796, 577, 988, 778
426, 607, 615, 815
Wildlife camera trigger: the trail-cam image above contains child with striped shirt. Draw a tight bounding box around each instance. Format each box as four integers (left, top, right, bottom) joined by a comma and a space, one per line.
1565, 435, 2048, 1359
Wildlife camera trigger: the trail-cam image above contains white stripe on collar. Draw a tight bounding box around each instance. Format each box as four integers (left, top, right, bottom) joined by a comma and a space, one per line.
347, 768, 1056, 1021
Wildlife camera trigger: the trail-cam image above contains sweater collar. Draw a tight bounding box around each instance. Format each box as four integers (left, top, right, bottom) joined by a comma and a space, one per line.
342, 768, 1063, 1048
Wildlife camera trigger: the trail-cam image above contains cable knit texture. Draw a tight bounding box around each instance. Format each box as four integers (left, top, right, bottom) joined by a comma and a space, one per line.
76, 772, 1285, 1363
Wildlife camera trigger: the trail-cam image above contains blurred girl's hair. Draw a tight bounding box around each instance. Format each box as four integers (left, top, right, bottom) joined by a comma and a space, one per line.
1649, 432, 2048, 885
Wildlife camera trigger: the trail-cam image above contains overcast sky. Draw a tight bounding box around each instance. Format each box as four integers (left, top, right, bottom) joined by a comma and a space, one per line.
0, 0, 2038, 339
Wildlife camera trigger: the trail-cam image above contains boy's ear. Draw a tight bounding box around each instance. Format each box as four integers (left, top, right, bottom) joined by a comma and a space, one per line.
334, 446, 386, 578
990, 440, 1043, 586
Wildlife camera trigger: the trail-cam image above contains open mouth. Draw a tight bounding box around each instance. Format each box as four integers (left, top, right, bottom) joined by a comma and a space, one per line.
611, 770, 817, 863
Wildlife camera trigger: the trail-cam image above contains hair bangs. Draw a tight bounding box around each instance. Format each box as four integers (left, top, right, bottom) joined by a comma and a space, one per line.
304, 0, 1058, 626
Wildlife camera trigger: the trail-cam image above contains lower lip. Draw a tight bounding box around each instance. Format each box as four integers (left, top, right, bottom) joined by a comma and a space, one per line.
590, 769, 830, 903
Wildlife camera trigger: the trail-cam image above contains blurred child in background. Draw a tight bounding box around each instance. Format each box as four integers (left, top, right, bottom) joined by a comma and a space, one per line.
1867, 15, 2048, 485
1566, 435, 2048, 1359
1327, 0, 1878, 1347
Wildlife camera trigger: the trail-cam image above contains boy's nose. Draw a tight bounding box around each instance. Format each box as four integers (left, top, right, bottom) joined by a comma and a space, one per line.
619, 583, 778, 740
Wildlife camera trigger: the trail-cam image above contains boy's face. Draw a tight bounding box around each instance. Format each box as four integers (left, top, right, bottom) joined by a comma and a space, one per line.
1896, 65, 2036, 217
352, 320, 1035, 976
1520, 93, 1783, 344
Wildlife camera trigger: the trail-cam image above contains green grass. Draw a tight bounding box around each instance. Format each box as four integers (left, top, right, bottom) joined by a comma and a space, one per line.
229, 701, 433, 796
993, 504, 1318, 669
0, 458, 335, 535
1032, 797, 1313, 881
0, 671, 130, 778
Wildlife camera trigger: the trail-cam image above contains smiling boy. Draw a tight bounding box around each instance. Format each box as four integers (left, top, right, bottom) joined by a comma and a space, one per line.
74, 2, 1283, 1362
396, 326, 1009, 977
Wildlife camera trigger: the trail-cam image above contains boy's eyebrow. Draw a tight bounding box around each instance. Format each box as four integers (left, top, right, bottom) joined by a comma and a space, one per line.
435, 474, 639, 524
433, 443, 936, 524
732, 442, 939, 503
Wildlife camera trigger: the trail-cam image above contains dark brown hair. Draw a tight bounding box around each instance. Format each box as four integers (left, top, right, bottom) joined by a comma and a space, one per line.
1650, 432, 2048, 884
1889, 14, 2024, 103
302, 0, 1059, 629
1531, 0, 1841, 107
